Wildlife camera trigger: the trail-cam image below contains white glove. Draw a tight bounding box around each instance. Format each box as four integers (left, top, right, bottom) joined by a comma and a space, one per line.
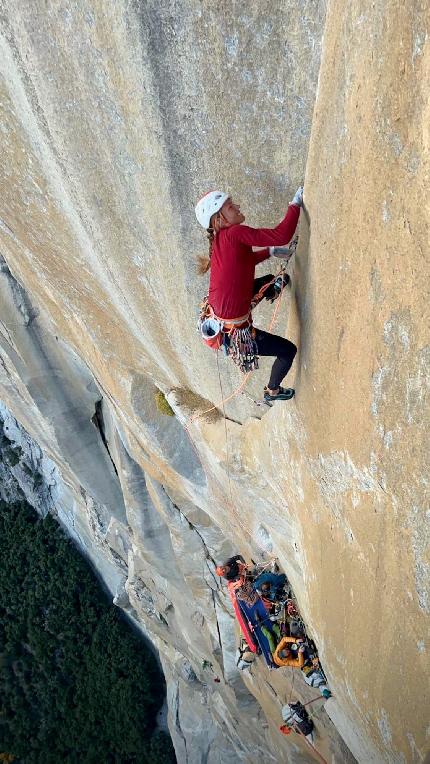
291, 186, 304, 207
269, 246, 294, 259
269, 236, 298, 259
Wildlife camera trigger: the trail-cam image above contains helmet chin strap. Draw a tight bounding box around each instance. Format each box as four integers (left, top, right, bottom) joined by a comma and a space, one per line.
212, 211, 230, 233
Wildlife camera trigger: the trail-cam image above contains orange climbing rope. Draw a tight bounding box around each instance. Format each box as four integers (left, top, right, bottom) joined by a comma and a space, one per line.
294, 726, 328, 764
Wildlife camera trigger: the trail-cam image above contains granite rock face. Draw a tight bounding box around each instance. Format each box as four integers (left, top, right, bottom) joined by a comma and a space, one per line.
0, 1, 428, 762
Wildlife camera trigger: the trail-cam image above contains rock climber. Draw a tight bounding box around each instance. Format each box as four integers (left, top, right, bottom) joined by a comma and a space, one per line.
280, 701, 314, 741
195, 186, 303, 402
215, 554, 247, 582
253, 571, 287, 601
273, 636, 306, 668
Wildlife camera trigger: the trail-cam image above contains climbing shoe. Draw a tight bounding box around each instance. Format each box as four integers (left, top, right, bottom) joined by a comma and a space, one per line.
264, 386, 295, 402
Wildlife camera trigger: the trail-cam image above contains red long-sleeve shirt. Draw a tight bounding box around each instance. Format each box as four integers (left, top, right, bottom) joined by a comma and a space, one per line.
208, 203, 300, 320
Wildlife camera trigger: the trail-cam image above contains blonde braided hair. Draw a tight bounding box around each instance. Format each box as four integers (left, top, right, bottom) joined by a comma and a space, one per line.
196, 211, 224, 275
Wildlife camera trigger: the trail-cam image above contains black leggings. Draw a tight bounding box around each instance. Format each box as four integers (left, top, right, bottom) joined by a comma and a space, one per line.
253, 274, 278, 301
253, 276, 297, 390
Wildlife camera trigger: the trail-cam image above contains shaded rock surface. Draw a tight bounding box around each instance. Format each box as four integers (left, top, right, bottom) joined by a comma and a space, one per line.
0, 1, 428, 762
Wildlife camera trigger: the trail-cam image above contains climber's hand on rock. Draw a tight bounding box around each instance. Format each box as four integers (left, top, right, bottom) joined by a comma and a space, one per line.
299, 645, 306, 653
269, 246, 294, 259
291, 186, 304, 207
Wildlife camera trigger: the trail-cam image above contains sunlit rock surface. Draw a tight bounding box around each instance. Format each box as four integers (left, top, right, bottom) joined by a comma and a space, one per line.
0, 1, 428, 762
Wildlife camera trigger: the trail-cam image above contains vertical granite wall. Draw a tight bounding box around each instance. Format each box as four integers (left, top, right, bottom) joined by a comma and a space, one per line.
0, 1, 428, 761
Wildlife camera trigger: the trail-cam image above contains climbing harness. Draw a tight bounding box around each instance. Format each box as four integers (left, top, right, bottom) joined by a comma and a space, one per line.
198, 264, 289, 374
198, 300, 258, 373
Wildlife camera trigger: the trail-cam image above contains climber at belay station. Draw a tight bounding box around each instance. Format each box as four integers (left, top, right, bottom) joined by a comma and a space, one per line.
215, 554, 247, 582
215, 555, 287, 593
195, 185, 303, 403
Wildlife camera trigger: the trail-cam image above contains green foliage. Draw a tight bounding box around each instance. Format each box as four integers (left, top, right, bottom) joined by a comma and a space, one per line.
2, 445, 21, 467
0, 500, 176, 763
147, 731, 176, 763
154, 391, 175, 417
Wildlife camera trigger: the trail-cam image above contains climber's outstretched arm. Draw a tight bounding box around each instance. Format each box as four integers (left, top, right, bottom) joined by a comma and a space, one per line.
228, 204, 299, 248
227, 187, 303, 249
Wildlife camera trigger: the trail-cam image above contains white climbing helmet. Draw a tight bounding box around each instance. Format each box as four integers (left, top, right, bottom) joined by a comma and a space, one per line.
195, 190, 229, 229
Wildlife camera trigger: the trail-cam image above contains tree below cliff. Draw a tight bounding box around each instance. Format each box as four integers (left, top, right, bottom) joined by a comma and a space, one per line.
0, 499, 176, 763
